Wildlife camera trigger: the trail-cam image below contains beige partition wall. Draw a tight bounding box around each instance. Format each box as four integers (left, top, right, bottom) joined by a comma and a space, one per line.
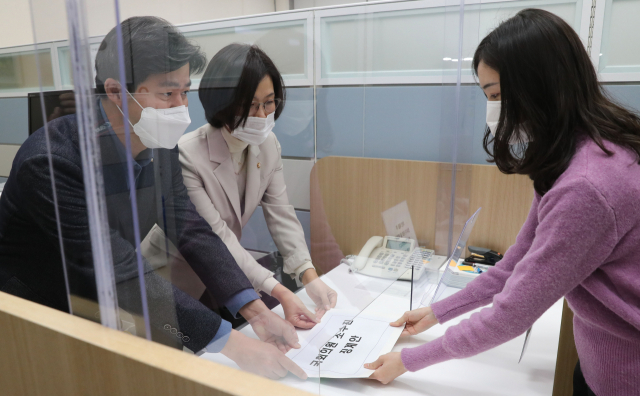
311, 156, 534, 256
0, 291, 311, 396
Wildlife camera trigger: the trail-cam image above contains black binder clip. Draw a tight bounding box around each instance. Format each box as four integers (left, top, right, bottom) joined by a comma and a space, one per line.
463, 246, 504, 266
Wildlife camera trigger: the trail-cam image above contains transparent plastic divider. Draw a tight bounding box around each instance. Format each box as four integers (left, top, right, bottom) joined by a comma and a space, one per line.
127, 13, 321, 388
308, 2, 463, 388
25, 0, 123, 329
424, 207, 481, 306
18, 0, 511, 392
43, 0, 201, 349
26, 0, 75, 317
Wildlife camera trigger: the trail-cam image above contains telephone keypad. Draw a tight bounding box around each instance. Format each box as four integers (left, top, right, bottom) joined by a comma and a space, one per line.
366, 248, 432, 272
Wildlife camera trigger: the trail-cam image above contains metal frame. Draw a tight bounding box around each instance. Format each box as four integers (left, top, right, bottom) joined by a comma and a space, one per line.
578, 0, 596, 58
588, 0, 606, 71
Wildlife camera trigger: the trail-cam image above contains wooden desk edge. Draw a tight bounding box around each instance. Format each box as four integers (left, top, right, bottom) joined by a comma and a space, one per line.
0, 291, 314, 396
552, 299, 579, 396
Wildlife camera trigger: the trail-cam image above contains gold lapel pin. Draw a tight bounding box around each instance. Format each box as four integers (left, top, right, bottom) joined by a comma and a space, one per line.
257, 162, 261, 169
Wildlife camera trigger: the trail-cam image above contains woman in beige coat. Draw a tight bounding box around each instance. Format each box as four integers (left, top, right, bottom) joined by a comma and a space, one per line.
178, 44, 337, 329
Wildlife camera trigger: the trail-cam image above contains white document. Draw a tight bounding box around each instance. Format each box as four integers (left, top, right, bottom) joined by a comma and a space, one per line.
381, 200, 418, 242
286, 310, 403, 378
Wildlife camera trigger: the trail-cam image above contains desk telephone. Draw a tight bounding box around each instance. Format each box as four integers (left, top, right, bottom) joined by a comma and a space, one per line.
351, 236, 434, 281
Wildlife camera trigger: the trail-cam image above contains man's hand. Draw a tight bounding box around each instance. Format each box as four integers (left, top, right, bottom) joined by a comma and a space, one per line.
271, 284, 318, 329
391, 307, 438, 336
302, 269, 337, 316
240, 299, 301, 353
221, 330, 307, 380
365, 352, 407, 384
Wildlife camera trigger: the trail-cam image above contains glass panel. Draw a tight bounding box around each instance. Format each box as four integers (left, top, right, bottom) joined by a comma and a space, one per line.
319, 0, 581, 82
457, 0, 582, 73
310, 0, 463, 385
83, 4, 319, 389
0, 48, 54, 93
320, 7, 450, 80
599, 0, 640, 74
57, 43, 102, 89
184, 19, 308, 84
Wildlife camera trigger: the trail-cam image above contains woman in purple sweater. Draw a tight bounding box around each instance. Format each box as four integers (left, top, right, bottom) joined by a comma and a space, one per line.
366, 9, 640, 396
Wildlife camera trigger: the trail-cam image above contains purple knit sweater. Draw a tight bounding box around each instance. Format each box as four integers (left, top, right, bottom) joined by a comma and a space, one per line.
401, 138, 640, 396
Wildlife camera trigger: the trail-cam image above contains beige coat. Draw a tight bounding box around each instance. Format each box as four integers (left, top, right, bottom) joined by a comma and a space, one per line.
175, 123, 313, 298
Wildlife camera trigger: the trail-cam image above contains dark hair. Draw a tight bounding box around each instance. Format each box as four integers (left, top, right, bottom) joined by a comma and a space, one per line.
473, 8, 640, 195
198, 43, 285, 131
95, 16, 207, 94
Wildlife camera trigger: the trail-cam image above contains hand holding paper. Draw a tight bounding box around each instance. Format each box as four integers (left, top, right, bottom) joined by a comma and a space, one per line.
286, 310, 404, 378
366, 352, 407, 384
220, 330, 307, 380
247, 308, 301, 353
304, 275, 338, 314
272, 284, 319, 329
391, 306, 439, 336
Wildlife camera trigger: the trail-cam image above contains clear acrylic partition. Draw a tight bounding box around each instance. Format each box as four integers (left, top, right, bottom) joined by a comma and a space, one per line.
424, 207, 481, 305
11, 0, 590, 394
308, 0, 468, 384
63, 0, 321, 388
309, 0, 587, 389
24, 0, 115, 328
25, 0, 195, 350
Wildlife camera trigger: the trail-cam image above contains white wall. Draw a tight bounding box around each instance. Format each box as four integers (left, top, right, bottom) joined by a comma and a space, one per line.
0, 0, 288, 48
0, 0, 34, 48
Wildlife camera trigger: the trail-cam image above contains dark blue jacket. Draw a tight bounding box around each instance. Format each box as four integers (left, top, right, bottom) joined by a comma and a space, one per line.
0, 112, 253, 352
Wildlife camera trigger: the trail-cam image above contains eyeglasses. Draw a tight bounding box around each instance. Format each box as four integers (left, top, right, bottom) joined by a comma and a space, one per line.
249, 98, 282, 116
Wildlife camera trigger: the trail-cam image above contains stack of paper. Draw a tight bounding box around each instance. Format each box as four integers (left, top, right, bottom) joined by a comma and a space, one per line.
440, 259, 482, 288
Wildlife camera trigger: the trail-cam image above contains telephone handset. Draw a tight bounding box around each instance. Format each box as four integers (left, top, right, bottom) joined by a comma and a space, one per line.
351, 236, 434, 281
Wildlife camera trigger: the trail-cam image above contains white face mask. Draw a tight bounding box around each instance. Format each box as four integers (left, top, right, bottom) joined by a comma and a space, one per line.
486, 100, 529, 144
117, 93, 191, 149
232, 112, 275, 146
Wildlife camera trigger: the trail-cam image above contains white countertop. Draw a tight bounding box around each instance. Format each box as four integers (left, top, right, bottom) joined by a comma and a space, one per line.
202, 263, 563, 396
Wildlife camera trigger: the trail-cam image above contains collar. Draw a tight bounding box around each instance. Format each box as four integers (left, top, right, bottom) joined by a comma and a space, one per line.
98, 100, 152, 167
221, 127, 249, 154
207, 125, 260, 164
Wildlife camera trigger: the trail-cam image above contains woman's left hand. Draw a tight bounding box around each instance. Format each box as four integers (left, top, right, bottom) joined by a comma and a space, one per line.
365, 352, 408, 384
271, 284, 318, 329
